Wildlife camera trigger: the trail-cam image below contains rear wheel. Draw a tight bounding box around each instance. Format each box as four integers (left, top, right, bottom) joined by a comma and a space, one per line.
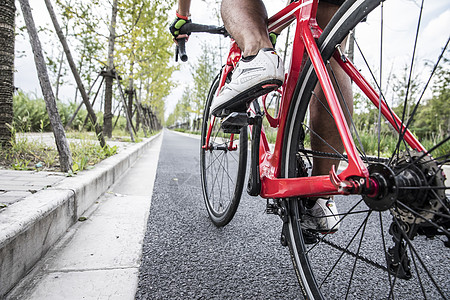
281, 0, 449, 299
200, 75, 248, 227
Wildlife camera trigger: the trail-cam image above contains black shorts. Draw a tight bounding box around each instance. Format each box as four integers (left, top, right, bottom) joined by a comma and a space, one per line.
320, 0, 345, 5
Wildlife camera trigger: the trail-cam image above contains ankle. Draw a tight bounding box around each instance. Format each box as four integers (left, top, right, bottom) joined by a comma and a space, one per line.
242, 42, 273, 57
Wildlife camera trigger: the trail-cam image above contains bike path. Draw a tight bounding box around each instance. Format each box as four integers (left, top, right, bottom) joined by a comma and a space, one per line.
135, 129, 301, 299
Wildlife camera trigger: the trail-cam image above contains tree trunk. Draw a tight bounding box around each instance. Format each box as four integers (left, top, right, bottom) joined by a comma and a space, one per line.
18, 0, 73, 172
43, 0, 105, 148
103, 0, 118, 138
127, 86, 134, 132
0, 0, 15, 149
115, 73, 135, 142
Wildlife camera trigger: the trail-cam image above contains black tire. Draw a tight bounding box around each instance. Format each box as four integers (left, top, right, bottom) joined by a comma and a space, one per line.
281, 0, 450, 299
200, 74, 248, 227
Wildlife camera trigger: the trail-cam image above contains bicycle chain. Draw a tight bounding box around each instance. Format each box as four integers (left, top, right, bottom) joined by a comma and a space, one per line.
299, 149, 389, 164
295, 150, 390, 271
310, 232, 389, 272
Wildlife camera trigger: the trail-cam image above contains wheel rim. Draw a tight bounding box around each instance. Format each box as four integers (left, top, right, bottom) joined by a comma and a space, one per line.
201, 123, 244, 217
283, 0, 449, 298
200, 76, 247, 226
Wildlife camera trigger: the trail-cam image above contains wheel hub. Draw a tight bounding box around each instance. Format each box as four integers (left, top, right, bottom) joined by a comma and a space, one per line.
363, 164, 397, 211
364, 151, 448, 226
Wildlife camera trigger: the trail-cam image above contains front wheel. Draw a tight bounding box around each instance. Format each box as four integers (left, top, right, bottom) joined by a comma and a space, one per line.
200, 75, 248, 227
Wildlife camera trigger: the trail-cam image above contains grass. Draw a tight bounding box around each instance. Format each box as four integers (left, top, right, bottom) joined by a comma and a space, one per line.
0, 127, 161, 173
0, 133, 118, 173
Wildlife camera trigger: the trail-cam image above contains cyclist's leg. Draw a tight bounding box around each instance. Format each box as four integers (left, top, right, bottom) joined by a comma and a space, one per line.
210, 0, 284, 116
310, 1, 352, 177
220, 0, 273, 57
302, 2, 351, 233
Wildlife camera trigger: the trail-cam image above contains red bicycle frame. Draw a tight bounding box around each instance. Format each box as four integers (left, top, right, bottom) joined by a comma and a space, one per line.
202, 0, 424, 199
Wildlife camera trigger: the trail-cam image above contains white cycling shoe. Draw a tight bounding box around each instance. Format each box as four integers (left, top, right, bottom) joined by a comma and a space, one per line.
302, 198, 340, 234
210, 48, 284, 117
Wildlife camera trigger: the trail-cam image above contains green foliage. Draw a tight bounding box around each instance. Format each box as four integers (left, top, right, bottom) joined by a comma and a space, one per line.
167, 87, 192, 127
0, 135, 57, 171
115, 0, 177, 123
17, 0, 174, 130
0, 132, 118, 172
69, 142, 118, 172
11, 92, 137, 133
191, 43, 219, 118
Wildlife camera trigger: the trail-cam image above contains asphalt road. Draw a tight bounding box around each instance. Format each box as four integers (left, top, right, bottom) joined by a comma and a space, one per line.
135, 130, 302, 299
135, 129, 449, 300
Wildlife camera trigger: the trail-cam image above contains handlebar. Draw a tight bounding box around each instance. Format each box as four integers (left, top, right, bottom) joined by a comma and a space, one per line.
175, 23, 229, 62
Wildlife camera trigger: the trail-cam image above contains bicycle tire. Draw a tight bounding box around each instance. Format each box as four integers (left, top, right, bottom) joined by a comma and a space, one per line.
281, 0, 449, 299
200, 74, 248, 227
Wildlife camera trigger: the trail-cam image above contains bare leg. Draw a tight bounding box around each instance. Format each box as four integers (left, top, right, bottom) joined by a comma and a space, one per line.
221, 0, 273, 57
310, 2, 353, 176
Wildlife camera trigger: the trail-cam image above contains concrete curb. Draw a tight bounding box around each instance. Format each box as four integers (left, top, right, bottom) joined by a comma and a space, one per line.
0, 133, 161, 298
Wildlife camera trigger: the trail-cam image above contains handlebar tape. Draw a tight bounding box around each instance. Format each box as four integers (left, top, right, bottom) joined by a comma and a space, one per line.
179, 24, 228, 36
177, 38, 188, 62
175, 24, 228, 62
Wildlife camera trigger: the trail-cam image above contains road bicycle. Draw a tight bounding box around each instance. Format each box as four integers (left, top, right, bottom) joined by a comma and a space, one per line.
176, 0, 449, 298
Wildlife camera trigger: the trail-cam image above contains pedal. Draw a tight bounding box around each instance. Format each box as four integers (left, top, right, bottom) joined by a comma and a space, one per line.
221, 112, 248, 134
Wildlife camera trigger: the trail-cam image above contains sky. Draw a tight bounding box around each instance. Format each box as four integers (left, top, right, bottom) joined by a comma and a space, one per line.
13, 0, 288, 119
14, 0, 450, 120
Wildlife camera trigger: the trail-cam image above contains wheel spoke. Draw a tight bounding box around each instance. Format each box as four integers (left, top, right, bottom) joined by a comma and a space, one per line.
377, 1, 385, 160
302, 123, 348, 162
395, 0, 424, 163
307, 197, 366, 254
379, 212, 394, 298
392, 37, 449, 165
394, 135, 450, 176
329, 61, 369, 163
391, 216, 448, 299
318, 209, 371, 289
409, 246, 428, 300
345, 211, 371, 300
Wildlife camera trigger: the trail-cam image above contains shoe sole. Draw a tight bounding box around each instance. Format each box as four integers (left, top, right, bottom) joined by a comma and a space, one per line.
212, 79, 282, 117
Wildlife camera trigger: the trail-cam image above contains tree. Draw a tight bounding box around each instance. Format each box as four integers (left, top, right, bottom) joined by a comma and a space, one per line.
115, 0, 176, 127
391, 64, 422, 123
165, 87, 192, 127
191, 43, 218, 120
414, 54, 450, 138
0, 0, 15, 148
44, 0, 106, 148
18, 0, 73, 172
103, 0, 118, 138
